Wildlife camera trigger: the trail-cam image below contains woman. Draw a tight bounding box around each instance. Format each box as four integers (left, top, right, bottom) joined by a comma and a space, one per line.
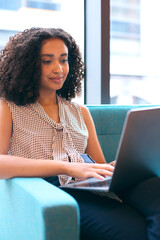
0, 28, 159, 240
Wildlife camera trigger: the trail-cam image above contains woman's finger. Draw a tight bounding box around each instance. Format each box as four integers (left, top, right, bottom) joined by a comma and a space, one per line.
109, 160, 116, 167
94, 168, 113, 176
92, 163, 114, 172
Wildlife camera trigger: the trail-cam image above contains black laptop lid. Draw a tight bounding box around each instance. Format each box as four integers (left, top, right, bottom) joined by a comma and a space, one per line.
109, 107, 160, 192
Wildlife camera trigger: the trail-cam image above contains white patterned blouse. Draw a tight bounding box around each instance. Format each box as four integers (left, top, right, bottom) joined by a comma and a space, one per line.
6, 95, 88, 185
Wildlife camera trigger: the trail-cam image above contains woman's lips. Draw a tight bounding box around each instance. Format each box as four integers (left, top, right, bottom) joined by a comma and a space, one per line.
49, 77, 63, 83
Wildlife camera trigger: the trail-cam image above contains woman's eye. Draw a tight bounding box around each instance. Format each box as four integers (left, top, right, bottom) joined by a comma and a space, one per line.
42, 60, 52, 65
61, 59, 68, 63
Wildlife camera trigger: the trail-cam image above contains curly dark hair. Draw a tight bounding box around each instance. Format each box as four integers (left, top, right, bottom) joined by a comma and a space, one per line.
0, 28, 84, 105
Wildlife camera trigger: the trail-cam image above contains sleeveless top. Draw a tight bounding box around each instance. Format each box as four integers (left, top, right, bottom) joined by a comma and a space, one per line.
6, 96, 88, 185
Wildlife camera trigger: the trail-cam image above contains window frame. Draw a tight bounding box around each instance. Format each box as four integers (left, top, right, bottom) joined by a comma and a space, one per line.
84, 0, 110, 104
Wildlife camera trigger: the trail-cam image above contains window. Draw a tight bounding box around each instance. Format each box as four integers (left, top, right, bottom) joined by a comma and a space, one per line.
110, 0, 160, 104
0, 0, 84, 103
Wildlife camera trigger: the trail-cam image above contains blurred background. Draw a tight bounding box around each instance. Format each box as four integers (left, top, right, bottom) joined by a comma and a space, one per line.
0, 0, 160, 105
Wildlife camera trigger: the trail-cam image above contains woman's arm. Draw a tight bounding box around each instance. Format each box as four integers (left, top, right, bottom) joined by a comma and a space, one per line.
0, 100, 113, 180
80, 105, 107, 163
0, 154, 114, 180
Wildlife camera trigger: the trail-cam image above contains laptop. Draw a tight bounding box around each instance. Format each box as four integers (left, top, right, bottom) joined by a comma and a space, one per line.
60, 107, 160, 193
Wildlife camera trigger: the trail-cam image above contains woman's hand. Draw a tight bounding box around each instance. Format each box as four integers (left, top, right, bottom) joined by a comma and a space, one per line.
109, 160, 116, 167
65, 162, 114, 180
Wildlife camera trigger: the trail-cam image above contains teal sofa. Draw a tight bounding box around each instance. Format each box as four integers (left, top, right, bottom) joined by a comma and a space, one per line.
0, 105, 152, 240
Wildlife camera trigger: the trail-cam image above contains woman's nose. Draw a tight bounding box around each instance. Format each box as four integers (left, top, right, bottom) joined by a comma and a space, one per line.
52, 61, 63, 73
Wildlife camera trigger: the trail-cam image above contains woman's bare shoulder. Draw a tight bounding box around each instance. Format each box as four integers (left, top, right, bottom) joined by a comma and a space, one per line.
0, 99, 11, 113
80, 105, 93, 122
80, 104, 90, 116
0, 99, 12, 154
0, 99, 12, 122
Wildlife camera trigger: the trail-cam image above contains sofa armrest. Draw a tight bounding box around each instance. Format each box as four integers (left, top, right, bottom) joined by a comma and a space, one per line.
0, 177, 79, 240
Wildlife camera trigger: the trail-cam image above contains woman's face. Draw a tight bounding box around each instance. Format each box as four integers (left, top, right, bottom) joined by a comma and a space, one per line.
40, 38, 69, 94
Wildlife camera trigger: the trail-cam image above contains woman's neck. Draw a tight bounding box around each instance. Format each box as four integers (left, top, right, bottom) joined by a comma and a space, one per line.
37, 91, 57, 107
37, 93, 60, 122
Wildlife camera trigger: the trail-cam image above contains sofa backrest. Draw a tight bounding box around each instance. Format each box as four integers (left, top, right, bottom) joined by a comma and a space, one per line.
87, 105, 157, 163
